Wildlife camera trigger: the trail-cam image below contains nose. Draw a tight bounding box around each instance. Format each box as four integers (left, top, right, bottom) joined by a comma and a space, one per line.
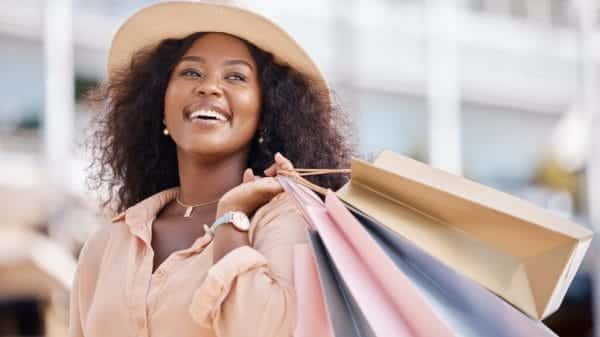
194, 74, 222, 97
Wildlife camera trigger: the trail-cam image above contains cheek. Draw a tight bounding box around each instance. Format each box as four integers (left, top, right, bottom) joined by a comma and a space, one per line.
164, 81, 186, 119
232, 87, 261, 123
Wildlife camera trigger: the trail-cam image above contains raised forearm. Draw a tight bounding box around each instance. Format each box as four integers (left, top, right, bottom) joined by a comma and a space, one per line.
211, 224, 250, 263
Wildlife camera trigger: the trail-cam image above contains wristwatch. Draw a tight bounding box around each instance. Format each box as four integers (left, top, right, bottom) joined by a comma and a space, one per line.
205, 211, 251, 237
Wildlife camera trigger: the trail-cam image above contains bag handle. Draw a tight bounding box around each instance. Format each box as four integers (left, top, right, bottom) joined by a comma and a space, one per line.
278, 168, 351, 196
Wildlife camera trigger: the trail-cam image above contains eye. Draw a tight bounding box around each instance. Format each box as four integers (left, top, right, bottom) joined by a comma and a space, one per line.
226, 72, 247, 82
180, 69, 202, 78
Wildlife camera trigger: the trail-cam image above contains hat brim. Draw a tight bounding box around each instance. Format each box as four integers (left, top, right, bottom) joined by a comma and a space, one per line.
108, 1, 328, 94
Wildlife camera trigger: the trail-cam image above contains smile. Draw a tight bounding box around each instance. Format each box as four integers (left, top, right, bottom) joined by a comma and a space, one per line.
189, 109, 229, 122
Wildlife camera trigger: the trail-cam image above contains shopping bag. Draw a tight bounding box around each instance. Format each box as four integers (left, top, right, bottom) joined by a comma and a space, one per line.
351, 207, 559, 337
279, 176, 456, 337
307, 231, 376, 337
283, 175, 558, 336
293, 244, 334, 337
336, 150, 593, 319
283, 176, 375, 336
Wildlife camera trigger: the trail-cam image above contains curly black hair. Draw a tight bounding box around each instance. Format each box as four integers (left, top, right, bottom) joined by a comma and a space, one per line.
88, 32, 354, 212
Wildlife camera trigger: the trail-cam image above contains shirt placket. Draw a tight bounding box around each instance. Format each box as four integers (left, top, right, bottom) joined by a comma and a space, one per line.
146, 236, 212, 312
147, 256, 178, 310
129, 217, 213, 337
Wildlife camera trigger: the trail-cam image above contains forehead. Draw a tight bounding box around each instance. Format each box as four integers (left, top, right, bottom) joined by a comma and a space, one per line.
183, 33, 254, 61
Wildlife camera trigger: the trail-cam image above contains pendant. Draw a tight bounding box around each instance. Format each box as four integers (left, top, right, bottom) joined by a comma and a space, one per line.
184, 206, 193, 217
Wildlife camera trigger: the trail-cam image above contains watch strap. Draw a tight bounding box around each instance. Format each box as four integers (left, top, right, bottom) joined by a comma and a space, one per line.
206, 211, 248, 237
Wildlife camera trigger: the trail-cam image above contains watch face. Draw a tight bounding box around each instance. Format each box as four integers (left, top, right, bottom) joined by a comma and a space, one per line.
232, 212, 251, 231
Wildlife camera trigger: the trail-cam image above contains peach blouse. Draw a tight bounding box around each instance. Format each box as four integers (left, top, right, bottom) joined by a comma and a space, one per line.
68, 188, 308, 337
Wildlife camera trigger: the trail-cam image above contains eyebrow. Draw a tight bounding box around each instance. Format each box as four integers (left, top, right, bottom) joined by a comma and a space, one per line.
179, 55, 254, 70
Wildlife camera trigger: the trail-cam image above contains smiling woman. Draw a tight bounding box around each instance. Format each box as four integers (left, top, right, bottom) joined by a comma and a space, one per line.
74, 2, 352, 337
89, 29, 351, 212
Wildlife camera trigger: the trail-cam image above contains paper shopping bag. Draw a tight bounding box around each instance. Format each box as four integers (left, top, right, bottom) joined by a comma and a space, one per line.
282, 177, 372, 336
336, 150, 593, 319
307, 231, 376, 337
351, 207, 558, 337
283, 175, 558, 337
293, 244, 334, 337
279, 176, 456, 337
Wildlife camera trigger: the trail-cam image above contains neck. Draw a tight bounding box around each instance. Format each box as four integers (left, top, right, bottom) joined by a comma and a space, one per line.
176, 150, 248, 206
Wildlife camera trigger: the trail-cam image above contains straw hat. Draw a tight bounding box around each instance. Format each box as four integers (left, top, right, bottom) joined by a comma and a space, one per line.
107, 1, 327, 92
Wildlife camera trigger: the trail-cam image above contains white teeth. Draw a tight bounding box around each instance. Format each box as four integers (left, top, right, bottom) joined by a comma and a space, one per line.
189, 109, 228, 121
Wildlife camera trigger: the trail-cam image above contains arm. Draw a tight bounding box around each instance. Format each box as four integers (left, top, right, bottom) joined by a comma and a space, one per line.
67, 225, 112, 337
189, 192, 308, 337
212, 153, 293, 264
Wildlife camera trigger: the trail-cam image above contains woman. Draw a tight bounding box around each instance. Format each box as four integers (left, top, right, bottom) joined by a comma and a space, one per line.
70, 1, 352, 337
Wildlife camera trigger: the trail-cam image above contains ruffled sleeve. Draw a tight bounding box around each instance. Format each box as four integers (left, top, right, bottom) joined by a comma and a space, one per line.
189, 192, 309, 337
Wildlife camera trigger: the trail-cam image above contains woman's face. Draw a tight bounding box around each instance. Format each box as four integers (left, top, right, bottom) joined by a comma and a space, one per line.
163, 33, 261, 159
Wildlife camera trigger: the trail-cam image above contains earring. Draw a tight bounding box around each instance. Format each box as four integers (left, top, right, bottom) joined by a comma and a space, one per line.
163, 128, 169, 136
258, 128, 266, 144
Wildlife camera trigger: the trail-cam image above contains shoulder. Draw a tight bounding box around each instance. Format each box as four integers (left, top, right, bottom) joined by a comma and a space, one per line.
253, 191, 303, 225
77, 221, 121, 277
249, 191, 308, 244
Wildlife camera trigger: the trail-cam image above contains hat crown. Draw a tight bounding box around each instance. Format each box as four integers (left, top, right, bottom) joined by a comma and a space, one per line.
108, 1, 330, 103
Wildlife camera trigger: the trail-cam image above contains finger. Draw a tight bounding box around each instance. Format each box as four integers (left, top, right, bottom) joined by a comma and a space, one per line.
256, 177, 284, 195
275, 152, 294, 170
264, 163, 277, 177
265, 161, 288, 177
242, 168, 256, 183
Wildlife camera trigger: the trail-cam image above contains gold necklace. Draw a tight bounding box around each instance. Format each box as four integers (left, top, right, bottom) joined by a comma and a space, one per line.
175, 196, 220, 217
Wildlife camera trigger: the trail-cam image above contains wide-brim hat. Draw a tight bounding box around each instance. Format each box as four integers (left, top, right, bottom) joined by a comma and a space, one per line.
108, 1, 329, 96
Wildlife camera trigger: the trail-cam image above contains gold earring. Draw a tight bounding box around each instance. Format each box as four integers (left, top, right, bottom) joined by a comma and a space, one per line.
163, 128, 169, 136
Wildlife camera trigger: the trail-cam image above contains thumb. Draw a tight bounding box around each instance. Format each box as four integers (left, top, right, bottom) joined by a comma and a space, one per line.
257, 177, 284, 195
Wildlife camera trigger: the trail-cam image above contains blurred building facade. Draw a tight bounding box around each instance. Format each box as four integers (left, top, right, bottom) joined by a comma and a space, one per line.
0, 0, 598, 336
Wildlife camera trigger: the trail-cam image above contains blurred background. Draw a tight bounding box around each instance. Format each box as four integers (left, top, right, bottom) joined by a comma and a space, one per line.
1, 0, 599, 336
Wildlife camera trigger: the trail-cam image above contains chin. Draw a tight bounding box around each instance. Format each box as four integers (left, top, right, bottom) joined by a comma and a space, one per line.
182, 139, 249, 158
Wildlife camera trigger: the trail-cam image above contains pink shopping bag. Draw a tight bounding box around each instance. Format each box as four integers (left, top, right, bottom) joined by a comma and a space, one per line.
279, 176, 456, 337
294, 243, 334, 337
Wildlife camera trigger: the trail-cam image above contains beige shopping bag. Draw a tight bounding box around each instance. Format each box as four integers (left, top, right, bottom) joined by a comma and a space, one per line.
336, 150, 593, 320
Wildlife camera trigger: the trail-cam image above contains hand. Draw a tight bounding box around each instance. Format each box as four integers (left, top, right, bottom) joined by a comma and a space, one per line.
215, 164, 278, 219
217, 153, 295, 217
